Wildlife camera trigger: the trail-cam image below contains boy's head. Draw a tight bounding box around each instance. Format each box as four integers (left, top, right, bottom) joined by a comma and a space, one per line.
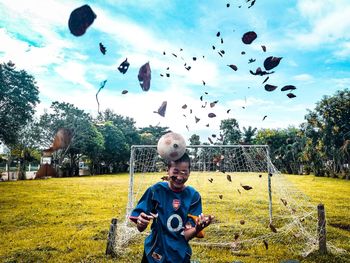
167, 152, 191, 170
167, 152, 191, 191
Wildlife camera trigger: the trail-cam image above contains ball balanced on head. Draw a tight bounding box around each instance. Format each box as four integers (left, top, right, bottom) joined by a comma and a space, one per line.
157, 132, 186, 161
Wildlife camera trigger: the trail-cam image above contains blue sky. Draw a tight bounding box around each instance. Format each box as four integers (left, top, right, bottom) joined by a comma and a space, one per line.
1, 0, 350, 143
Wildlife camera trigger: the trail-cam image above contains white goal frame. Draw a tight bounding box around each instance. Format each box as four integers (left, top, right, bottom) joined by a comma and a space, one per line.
126, 144, 276, 223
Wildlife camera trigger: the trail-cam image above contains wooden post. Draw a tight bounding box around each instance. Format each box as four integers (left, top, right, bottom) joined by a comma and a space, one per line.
317, 204, 327, 254
106, 218, 117, 257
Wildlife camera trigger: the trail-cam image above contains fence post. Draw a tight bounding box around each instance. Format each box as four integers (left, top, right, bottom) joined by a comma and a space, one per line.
106, 218, 117, 257
317, 204, 327, 254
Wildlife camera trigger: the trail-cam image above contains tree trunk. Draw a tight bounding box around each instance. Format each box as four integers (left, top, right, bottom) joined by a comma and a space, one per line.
6, 155, 11, 181
18, 158, 26, 180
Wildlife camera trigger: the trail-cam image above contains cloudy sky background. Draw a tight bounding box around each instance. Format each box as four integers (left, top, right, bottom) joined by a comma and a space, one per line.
1, 0, 350, 143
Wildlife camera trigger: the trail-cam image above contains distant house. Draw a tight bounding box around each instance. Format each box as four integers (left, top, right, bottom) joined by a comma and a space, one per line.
0, 144, 9, 155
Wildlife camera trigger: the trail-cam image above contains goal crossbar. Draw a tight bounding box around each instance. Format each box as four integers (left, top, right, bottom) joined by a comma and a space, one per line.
127, 144, 274, 223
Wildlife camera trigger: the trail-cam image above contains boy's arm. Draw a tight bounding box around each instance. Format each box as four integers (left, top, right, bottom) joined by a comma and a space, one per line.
129, 186, 155, 232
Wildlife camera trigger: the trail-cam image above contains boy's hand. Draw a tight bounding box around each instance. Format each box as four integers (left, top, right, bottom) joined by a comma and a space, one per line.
195, 213, 214, 232
137, 212, 154, 229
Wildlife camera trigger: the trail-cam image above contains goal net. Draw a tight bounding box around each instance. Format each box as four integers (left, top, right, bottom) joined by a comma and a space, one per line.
112, 145, 336, 257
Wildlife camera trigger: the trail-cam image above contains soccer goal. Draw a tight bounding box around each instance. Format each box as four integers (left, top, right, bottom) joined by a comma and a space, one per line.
110, 144, 335, 257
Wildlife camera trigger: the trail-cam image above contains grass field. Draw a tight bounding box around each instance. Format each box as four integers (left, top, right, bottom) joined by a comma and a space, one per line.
0, 174, 349, 263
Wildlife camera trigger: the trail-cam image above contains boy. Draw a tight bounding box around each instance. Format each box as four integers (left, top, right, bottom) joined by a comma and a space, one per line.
129, 152, 214, 263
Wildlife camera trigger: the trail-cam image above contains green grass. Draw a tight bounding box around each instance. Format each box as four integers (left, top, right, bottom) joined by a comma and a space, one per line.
0, 174, 349, 263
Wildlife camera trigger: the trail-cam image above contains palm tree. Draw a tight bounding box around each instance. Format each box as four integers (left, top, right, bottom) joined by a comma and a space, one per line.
242, 126, 257, 144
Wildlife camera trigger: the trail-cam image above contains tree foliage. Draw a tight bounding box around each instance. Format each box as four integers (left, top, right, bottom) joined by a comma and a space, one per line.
304, 89, 350, 177
139, 125, 170, 145
220, 118, 241, 144
0, 61, 40, 145
242, 126, 257, 144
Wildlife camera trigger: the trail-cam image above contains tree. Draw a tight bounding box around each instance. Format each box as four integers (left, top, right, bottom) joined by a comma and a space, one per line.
189, 134, 201, 163
138, 125, 170, 145
189, 134, 200, 145
220, 118, 241, 144
98, 109, 141, 146
304, 89, 350, 178
36, 102, 104, 176
255, 127, 305, 174
99, 122, 128, 173
0, 61, 40, 145
242, 126, 257, 144
9, 121, 41, 180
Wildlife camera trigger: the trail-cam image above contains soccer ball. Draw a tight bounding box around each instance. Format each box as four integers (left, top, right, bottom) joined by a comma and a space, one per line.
157, 132, 186, 161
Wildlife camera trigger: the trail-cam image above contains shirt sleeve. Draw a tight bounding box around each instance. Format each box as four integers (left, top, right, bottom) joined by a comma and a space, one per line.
186, 191, 202, 227
129, 186, 154, 223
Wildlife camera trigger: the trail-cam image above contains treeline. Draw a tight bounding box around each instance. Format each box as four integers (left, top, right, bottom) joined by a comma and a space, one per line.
1, 61, 349, 179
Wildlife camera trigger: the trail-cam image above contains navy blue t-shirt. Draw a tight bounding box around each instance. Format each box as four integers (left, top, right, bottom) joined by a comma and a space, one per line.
130, 182, 202, 263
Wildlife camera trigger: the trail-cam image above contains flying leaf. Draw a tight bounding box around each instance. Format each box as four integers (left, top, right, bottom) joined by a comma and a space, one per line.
118, 58, 130, 74
248, 58, 256, 63
138, 62, 151, 91
263, 240, 268, 250
287, 93, 296, 98
250, 67, 274, 76
153, 101, 167, 117
68, 5, 96, 37
264, 56, 282, 71
161, 176, 168, 181
210, 100, 219, 108
269, 222, 278, 233
281, 198, 288, 206
228, 64, 238, 71
241, 183, 253, 190
44, 128, 73, 153
264, 84, 278, 92
99, 42, 106, 55
96, 80, 107, 114
281, 85, 296, 91
262, 77, 269, 84
242, 31, 257, 44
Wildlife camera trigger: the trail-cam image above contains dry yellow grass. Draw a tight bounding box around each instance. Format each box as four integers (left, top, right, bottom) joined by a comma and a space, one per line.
0, 174, 349, 263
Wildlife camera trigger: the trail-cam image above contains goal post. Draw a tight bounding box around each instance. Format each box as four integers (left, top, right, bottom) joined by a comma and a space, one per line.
126, 144, 276, 223
112, 144, 340, 258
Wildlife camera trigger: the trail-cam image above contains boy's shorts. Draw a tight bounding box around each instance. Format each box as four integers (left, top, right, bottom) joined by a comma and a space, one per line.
141, 250, 191, 263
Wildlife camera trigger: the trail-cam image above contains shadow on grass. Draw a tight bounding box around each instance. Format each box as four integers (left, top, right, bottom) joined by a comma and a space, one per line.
304, 250, 350, 263
1, 246, 60, 263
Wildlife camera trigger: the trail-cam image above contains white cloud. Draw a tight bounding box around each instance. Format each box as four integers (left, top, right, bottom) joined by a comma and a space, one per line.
333, 78, 350, 89
227, 97, 273, 109
293, 74, 314, 82
333, 42, 350, 59
54, 61, 94, 90
294, 0, 350, 47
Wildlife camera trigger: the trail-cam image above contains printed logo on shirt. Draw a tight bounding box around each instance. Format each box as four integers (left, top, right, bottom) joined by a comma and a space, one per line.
172, 199, 181, 211
152, 251, 162, 261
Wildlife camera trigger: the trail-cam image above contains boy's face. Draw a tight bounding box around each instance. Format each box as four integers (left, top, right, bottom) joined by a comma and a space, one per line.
168, 161, 190, 190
